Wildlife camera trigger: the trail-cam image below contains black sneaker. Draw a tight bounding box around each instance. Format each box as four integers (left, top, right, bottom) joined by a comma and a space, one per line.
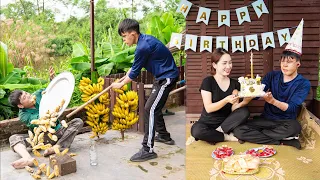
280, 139, 302, 150
154, 135, 175, 145
130, 148, 158, 162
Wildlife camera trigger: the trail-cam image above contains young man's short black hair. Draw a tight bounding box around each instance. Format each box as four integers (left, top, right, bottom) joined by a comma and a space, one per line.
281, 50, 301, 61
118, 18, 140, 35
8, 90, 23, 108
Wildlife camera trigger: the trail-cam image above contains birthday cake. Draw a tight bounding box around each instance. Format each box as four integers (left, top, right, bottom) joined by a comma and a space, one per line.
238, 75, 266, 98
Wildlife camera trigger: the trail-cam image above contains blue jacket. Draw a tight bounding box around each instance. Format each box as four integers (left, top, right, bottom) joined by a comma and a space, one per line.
261, 71, 311, 120
128, 34, 179, 80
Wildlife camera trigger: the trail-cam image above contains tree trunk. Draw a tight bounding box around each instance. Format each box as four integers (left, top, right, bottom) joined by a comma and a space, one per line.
42, 0, 45, 13
36, 0, 40, 15
19, 0, 27, 17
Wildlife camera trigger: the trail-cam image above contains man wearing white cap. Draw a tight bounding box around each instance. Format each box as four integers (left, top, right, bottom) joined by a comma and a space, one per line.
233, 19, 311, 149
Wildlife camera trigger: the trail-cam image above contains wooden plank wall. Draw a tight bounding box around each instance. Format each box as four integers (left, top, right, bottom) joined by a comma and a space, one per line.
186, 0, 320, 120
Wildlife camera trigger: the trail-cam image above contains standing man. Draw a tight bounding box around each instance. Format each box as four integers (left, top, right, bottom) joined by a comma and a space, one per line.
112, 18, 179, 162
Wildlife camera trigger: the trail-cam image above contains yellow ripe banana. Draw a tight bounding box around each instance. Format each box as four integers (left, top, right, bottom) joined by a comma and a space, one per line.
25, 166, 34, 173
40, 144, 52, 150
48, 127, 56, 134
61, 148, 69, 155
28, 131, 34, 141
33, 149, 42, 157
61, 120, 68, 128
90, 131, 98, 138
81, 94, 90, 98
33, 158, 39, 166
122, 93, 128, 102
33, 143, 44, 150
38, 132, 44, 142
88, 85, 95, 93
86, 121, 95, 127
54, 146, 60, 156
48, 172, 55, 179
116, 97, 124, 105
98, 84, 103, 92
51, 134, 58, 141
31, 120, 40, 125
46, 166, 50, 177
31, 174, 41, 179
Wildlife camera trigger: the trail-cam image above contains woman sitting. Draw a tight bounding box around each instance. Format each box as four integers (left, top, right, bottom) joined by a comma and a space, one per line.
191, 48, 252, 144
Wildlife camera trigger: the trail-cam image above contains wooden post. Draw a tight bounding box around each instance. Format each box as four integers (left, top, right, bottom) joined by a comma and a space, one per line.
138, 82, 145, 133
131, 81, 138, 131
121, 131, 124, 141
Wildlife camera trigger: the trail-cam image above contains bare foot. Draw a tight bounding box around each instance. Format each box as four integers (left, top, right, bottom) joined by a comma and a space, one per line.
44, 145, 60, 157
11, 157, 34, 169
43, 148, 55, 157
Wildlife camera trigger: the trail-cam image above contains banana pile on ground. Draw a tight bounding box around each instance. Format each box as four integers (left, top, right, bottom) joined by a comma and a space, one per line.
79, 77, 110, 138
27, 99, 68, 157
25, 146, 75, 179
111, 88, 139, 138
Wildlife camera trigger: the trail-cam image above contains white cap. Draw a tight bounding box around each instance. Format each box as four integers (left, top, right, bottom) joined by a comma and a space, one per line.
285, 19, 304, 55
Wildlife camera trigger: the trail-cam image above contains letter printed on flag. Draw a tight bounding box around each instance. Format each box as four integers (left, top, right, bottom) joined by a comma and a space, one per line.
245, 34, 259, 51
235, 6, 251, 25
176, 0, 192, 18
196, 7, 211, 25
261, 32, 275, 49
218, 10, 230, 27
169, 33, 183, 49
185, 34, 198, 51
277, 28, 291, 47
252, 0, 269, 18
216, 36, 229, 51
200, 36, 213, 52
232, 36, 244, 53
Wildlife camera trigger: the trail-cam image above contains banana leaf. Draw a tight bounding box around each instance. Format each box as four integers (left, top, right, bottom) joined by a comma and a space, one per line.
161, 12, 174, 27
70, 55, 91, 71
0, 42, 8, 79
20, 77, 48, 85
95, 57, 109, 64
0, 72, 21, 84
0, 83, 44, 90
97, 62, 114, 76
72, 42, 89, 57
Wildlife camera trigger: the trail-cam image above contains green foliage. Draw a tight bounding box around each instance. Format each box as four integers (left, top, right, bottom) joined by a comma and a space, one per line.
145, 12, 184, 45
48, 37, 73, 56
0, 42, 47, 120
70, 41, 135, 76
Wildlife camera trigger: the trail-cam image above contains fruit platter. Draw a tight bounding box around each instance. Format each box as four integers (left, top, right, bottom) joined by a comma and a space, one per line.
211, 145, 234, 159
245, 146, 276, 158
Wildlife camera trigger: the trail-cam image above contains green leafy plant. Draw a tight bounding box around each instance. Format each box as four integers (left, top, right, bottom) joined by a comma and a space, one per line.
70, 42, 135, 77
145, 12, 184, 45
0, 42, 47, 120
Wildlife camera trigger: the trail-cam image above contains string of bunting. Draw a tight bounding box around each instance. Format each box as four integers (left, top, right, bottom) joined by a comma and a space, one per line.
169, 25, 298, 53
176, 0, 269, 26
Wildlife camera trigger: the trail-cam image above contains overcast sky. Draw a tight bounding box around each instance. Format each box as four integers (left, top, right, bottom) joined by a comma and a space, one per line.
0, 0, 164, 21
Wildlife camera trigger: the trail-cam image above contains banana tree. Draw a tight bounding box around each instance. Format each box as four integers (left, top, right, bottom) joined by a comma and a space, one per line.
70, 42, 136, 77
146, 12, 184, 45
